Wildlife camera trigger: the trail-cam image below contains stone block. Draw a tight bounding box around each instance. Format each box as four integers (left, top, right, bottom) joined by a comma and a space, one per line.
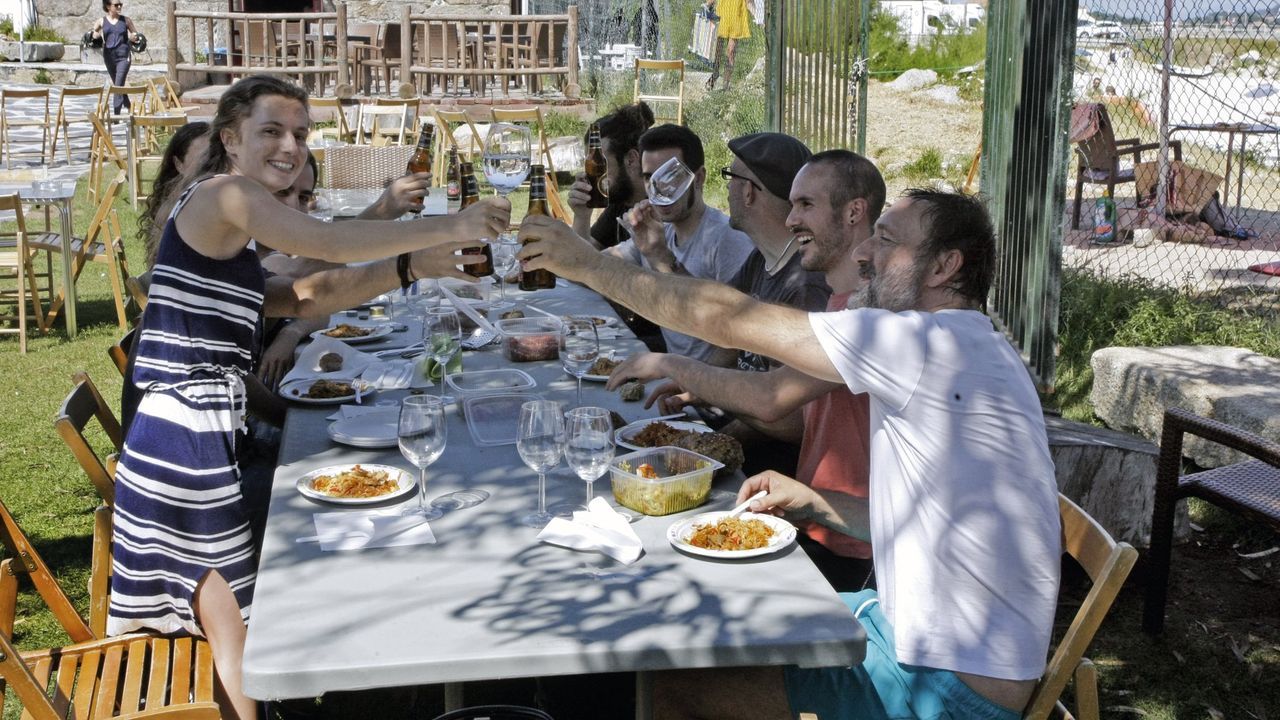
1091, 346, 1280, 468
0, 40, 66, 62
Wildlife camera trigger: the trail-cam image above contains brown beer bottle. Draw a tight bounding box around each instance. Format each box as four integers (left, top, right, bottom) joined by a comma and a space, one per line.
459, 162, 494, 277
406, 124, 434, 213
445, 145, 462, 213
584, 123, 608, 208
519, 165, 558, 291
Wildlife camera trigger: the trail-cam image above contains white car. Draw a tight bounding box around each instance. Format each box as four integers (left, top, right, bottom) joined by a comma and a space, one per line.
1079, 21, 1127, 40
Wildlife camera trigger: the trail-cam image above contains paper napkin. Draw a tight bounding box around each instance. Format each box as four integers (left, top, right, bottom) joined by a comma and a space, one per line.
537, 497, 644, 564
312, 511, 437, 551
282, 336, 374, 386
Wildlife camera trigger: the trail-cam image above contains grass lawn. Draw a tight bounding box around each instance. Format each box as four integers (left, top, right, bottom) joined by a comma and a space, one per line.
1, 171, 1278, 718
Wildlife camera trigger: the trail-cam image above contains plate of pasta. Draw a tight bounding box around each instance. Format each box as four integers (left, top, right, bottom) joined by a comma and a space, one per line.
667, 511, 797, 559
295, 464, 415, 505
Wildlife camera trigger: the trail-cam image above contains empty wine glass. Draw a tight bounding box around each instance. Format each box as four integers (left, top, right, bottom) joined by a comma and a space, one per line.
646, 156, 696, 207
518, 399, 564, 528
483, 123, 532, 245
425, 307, 461, 403
308, 189, 334, 222
560, 317, 599, 409
398, 395, 447, 519
490, 236, 521, 309
564, 407, 614, 510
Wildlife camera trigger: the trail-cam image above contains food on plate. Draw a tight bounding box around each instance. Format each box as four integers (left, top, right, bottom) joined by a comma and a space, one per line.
687, 517, 776, 551
503, 334, 559, 362
310, 464, 400, 498
619, 380, 645, 402
294, 379, 355, 399
563, 315, 611, 327
672, 431, 745, 477
499, 309, 525, 320
589, 356, 621, 376
318, 352, 344, 372
629, 421, 685, 447
323, 323, 374, 339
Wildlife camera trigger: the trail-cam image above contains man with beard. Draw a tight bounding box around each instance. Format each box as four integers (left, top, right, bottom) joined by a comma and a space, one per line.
605, 123, 754, 364
517, 189, 1061, 719
568, 102, 655, 249
607, 149, 885, 591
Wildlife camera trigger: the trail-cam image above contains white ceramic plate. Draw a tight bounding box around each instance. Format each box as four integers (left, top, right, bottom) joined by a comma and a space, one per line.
309, 323, 395, 345
295, 464, 415, 505
614, 419, 714, 451
562, 314, 618, 328
580, 356, 625, 383
279, 378, 373, 405
327, 411, 400, 448
667, 511, 798, 559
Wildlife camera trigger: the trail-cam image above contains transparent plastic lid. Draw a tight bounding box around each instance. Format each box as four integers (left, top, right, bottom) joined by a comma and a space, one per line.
462, 393, 531, 446
446, 369, 536, 398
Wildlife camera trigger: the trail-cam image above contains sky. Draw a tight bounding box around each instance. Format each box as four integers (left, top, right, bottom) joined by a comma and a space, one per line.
1082, 1, 1278, 21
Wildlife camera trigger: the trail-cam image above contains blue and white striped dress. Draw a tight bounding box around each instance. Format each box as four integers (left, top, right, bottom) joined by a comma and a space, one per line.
109, 178, 265, 637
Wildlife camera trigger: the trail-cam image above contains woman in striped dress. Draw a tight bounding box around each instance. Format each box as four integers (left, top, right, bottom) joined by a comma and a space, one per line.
110, 76, 509, 719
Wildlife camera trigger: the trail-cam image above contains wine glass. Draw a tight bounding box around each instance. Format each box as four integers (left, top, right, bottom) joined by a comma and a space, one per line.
564, 406, 614, 510
517, 399, 564, 528
425, 307, 461, 403
646, 156, 696, 207
308, 189, 334, 222
398, 395, 447, 519
559, 318, 599, 409
490, 236, 520, 309
482, 123, 532, 243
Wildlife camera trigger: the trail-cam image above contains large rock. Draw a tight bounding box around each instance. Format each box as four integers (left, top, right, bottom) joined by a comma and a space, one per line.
1091, 346, 1280, 468
1046, 415, 1180, 547
888, 68, 937, 92
0, 40, 65, 61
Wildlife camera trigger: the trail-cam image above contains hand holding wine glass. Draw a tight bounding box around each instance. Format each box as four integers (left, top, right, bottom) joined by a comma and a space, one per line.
518, 399, 564, 528
398, 396, 447, 518
483, 123, 532, 199
425, 307, 461, 403
560, 318, 599, 409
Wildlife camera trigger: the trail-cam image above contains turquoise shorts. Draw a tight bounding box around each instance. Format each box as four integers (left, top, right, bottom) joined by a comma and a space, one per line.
784, 590, 1022, 720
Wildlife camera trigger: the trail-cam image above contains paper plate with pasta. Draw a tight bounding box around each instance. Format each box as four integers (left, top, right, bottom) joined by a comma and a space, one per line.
295, 464, 415, 505
667, 511, 797, 559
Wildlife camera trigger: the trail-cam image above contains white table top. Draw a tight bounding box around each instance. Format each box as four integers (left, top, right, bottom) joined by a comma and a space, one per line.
325, 187, 448, 218
242, 282, 865, 700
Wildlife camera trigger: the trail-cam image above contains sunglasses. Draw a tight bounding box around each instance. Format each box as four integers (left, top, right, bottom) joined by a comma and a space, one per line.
720, 166, 762, 192
112, 3, 123, 7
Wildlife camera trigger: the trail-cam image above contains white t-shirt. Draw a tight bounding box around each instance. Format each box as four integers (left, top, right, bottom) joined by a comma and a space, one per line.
615, 206, 753, 361
810, 308, 1061, 681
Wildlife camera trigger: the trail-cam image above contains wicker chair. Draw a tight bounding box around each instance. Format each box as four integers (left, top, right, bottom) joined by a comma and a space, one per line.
1142, 407, 1280, 635
322, 144, 415, 189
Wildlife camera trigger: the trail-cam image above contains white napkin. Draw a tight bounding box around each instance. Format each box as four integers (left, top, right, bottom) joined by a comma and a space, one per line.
282, 336, 375, 386
312, 511, 437, 551
537, 497, 644, 564
359, 360, 415, 390
325, 403, 397, 421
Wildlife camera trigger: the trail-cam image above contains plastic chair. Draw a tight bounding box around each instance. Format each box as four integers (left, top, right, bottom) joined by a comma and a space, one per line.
1142, 408, 1280, 635
1070, 103, 1182, 229
431, 706, 554, 720
51, 85, 106, 162
0, 87, 52, 168
634, 58, 685, 125
0, 499, 221, 718
322, 144, 415, 189
1022, 494, 1137, 720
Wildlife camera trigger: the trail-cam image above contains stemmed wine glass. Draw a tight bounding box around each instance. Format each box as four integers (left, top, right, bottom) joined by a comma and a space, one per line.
482, 123, 532, 243
490, 236, 521, 309
563, 406, 614, 510
560, 317, 599, 409
646, 156, 696, 207
425, 307, 461, 403
398, 395, 447, 519
517, 399, 564, 528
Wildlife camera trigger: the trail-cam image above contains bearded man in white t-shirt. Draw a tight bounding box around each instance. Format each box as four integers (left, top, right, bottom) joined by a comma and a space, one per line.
516, 189, 1061, 719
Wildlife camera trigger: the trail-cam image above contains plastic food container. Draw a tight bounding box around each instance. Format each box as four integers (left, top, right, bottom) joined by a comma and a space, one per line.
462, 393, 529, 446
496, 316, 562, 363
609, 447, 723, 516
446, 369, 536, 400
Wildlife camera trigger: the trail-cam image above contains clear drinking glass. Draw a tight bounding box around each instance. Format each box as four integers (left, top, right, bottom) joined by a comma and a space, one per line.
564, 406, 614, 509
398, 395, 447, 519
482, 123, 532, 244
517, 399, 564, 528
490, 237, 521, 309
646, 156, 696, 207
559, 317, 599, 409
308, 190, 334, 222
425, 307, 461, 403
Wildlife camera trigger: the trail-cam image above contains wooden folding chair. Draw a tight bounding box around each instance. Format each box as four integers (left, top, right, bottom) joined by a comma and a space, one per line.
0, 499, 221, 719
321, 144, 415, 189
109, 327, 138, 377
127, 114, 190, 209
0, 194, 53, 351
30, 171, 135, 330
433, 108, 487, 168
146, 76, 198, 116
0, 87, 52, 168
310, 96, 357, 145
356, 101, 415, 146
51, 85, 106, 163
54, 370, 122, 508
88, 114, 128, 207
491, 106, 558, 179
101, 83, 151, 121
1022, 495, 1138, 720
634, 59, 685, 125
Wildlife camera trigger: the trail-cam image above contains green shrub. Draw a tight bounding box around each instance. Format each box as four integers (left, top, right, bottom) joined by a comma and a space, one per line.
33, 68, 52, 84
901, 147, 943, 180
867, 2, 986, 80
542, 110, 588, 141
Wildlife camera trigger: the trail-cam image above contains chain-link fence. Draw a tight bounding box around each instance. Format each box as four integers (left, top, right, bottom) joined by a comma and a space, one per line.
1066, 1, 1280, 317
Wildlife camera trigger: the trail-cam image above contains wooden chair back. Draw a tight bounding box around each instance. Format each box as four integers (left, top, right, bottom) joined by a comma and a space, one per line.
88, 113, 128, 206
434, 108, 487, 163
0, 193, 44, 352
0, 87, 52, 168
53, 371, 122, 508
359, 98, 418, 145
634, 58, 686, 125
109, 327, 137, 377
126, 273, 149, 312
322, 144, 415, 189
491, 106, 557, 179
1023, 494, 1138, 720
310, 96, 356, 145
51, 85, 106, 162
100, 84, 150, 120
0, 498, 94, 643
128, 114, 190, 208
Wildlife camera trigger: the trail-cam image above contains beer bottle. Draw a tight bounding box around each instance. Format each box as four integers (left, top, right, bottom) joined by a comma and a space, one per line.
584, 123, 608, 209
406, 124, 435, 213
519, 165, 558, 291
445, 145, 462, 213
459, 162, 494, 277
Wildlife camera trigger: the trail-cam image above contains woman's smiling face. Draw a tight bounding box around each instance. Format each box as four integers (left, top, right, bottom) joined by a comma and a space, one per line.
220, 94, 310, 191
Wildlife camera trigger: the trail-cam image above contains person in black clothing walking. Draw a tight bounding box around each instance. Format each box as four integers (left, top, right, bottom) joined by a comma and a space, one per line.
92, 0, 140, 113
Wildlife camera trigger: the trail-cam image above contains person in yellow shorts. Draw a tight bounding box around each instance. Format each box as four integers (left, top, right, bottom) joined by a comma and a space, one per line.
706, 0, 750, 91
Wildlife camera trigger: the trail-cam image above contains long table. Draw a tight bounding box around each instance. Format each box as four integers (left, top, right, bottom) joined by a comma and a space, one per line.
242, 281, 864, 715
